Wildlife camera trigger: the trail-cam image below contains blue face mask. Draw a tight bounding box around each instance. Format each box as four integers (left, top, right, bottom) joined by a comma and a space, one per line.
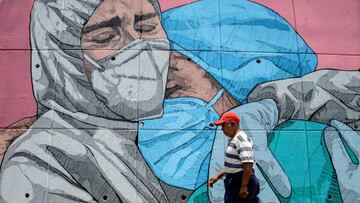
138, 89, 225, 190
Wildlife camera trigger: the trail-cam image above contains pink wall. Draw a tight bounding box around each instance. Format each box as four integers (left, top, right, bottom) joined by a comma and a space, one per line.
0, 0, 34, 128
253, 0, 360, 70
0, 0, 359, 127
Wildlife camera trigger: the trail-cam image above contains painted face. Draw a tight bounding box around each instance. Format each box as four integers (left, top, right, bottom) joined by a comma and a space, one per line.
166, 52, 221, 99
81, 0, 167, 60
80, 0, 171, 121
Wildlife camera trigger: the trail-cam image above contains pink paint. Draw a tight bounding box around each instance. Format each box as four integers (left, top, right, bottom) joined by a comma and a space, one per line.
316, 54, 360, 70
251, 0, 360, 69
0, 0, 359, 127
159, 0, 198, 11
0, 0, 32, 50
0, 50, 36, 128
294, 0, 360, 55
0, 0, 35, 127
251, 0, 296, 27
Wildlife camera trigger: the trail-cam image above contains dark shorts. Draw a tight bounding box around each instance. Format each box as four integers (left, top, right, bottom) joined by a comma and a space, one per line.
224, 171, 260, 203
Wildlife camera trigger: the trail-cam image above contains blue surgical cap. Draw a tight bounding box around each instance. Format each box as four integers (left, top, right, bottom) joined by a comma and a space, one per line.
162, 0, 317, 103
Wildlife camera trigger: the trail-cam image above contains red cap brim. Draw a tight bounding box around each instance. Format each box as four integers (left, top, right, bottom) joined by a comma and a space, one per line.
213, 119, 226, 126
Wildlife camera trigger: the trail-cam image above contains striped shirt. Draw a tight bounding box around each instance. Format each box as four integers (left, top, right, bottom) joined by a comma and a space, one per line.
224, 131, 255, 174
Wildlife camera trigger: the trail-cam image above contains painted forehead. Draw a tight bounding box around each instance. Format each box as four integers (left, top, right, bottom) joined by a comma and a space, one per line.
85, 0, 160, 26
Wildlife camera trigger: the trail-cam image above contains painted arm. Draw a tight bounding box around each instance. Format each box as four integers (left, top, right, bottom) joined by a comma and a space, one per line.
0, 119, 98, 203
0, 112, 168, 203
0, 116, 37, 166
248, 69, 360, 201
248, 69, 360, 129
0, 156, 97, 203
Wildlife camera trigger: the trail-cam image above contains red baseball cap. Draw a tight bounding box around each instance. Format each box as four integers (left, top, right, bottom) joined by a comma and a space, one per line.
213, 112, 240, 126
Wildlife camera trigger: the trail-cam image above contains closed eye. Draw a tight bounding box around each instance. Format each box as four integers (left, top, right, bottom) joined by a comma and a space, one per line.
133, 12, 158, 34
135, 24, 156, 33
82, 29, 118, 45
92, 33, 116, 44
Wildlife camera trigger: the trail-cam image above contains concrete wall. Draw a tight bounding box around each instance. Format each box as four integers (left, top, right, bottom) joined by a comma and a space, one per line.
0, 0, 359, 202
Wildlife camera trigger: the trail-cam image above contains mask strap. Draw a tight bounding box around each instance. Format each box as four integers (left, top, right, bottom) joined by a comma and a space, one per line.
83, 54, 105, 71
207, 88, 225, 107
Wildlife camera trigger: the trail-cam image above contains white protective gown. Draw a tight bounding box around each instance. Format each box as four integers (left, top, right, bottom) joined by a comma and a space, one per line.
0, 0, 173, 202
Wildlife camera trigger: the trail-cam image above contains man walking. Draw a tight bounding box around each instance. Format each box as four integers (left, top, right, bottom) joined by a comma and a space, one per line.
208, 112, 260, 203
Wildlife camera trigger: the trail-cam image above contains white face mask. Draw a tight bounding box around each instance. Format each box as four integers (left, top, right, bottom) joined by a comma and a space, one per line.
84, 38, 170, 121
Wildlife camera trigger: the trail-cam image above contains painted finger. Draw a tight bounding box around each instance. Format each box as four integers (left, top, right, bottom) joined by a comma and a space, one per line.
324, 127, 352, 175
330, 120, 360, 158
255, 166, 280, 203
256, 148, 291, 198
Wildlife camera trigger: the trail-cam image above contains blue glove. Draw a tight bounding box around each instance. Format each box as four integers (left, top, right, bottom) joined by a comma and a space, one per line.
208, 99, 291, 202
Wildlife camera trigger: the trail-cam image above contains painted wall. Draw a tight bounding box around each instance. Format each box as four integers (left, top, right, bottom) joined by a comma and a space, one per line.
0, 0, 359, 202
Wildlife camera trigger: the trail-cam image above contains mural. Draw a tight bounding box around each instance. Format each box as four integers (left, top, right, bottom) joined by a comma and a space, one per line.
0, 0, 359, 202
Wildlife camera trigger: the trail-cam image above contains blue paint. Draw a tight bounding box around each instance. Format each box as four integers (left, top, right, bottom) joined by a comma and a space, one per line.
138, 92, 222, 189
268, 120, 341, 202
162, 0, 317, 103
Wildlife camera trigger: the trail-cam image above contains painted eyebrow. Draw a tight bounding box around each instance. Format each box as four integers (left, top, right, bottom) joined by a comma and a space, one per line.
83, 16, 122, 34
134, 12, 157, 24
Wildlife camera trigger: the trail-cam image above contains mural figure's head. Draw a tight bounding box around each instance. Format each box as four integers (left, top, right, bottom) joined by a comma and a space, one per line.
31, 0, 170, 122
81, 0, 170, 121
81, 0, 166, 61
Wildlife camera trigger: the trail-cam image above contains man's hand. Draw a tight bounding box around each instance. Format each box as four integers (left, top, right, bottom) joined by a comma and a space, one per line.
0, 116, 37, 166
208, 170, 224, 188
208, 176, 219, 188
208, 171, 224, 187
239, 186, 249, 199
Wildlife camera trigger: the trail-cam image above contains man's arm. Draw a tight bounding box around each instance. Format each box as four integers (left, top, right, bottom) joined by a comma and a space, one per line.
216, 170, 225, 179
240, 163, 253, 198
236, 133, 256, 199
208, 170, 225, 187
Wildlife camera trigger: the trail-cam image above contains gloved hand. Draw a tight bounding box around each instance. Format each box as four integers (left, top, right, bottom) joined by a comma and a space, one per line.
208, 99, 291, 203
324, 120, 360, 202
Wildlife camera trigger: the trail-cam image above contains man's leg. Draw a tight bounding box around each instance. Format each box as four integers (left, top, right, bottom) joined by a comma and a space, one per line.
224, 175, 244, 203
252, 176, 260, 203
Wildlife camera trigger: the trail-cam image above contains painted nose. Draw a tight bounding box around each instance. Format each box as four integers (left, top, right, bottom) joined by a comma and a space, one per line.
124, 27, 140, 43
